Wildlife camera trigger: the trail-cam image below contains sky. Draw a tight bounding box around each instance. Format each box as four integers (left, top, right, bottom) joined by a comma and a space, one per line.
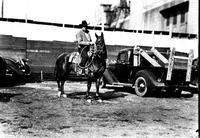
2, 0, 119, 25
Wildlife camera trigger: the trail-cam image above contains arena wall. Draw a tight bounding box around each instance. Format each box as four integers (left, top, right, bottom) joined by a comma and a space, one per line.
0, 20, 198, 80
0, 34, 129, 79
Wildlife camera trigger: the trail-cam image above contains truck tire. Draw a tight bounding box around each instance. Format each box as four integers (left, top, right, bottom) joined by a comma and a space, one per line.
134, 70, 155, 97
134, 76, 148, 97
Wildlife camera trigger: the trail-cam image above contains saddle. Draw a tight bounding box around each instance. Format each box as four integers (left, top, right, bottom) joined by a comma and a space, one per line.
68, 52, 80, 64
69, 51, 93, 64
68, 52, 91, 75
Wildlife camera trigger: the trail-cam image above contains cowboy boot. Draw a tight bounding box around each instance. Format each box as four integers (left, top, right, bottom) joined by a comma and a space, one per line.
81, 69, 86, 76
76, 67, 82, 76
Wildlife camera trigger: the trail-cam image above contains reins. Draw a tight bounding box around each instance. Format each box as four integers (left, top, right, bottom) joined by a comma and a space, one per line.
77, 44, 96, 69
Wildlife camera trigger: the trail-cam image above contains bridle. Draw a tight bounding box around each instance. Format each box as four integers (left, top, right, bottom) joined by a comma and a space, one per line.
78, 39, 105, 69
77, 43, 96, 69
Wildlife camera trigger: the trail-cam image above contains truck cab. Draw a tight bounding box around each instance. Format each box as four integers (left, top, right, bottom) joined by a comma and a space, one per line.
108, 48, 133, 83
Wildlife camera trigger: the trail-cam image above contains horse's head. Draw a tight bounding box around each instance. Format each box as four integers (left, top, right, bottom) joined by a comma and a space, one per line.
94, 32, 107, 59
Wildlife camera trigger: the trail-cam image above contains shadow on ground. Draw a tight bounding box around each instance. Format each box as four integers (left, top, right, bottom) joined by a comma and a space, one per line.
67, 90, 127, 100
153, 92, 194, 98
104, 86, 195, 98
0, 93, 22, 102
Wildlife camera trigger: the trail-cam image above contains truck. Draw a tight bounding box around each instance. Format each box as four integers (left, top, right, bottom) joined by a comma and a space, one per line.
100, 45, 195, 97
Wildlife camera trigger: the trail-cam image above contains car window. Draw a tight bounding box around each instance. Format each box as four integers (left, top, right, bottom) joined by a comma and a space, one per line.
118, 51, 131, 63
119, 53, 126, 62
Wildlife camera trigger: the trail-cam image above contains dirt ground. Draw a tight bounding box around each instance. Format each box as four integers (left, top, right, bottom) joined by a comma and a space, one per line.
0, 81, 198, 138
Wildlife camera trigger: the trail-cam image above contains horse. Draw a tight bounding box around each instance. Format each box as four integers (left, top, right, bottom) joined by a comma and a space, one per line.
54, 32, 107, 102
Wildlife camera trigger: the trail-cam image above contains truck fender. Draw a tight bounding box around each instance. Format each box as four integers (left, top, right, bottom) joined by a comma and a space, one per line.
135, 70, 157, 89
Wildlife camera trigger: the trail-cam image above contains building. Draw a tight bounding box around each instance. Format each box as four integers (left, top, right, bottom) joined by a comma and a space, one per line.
99, 0, 131, 29
113, 0, 198, 34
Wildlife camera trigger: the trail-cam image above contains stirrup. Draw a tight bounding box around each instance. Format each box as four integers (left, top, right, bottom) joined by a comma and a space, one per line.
76, 68, 82, 76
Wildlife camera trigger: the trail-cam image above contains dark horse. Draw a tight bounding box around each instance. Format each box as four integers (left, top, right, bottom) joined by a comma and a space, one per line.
54, 32, 107, 101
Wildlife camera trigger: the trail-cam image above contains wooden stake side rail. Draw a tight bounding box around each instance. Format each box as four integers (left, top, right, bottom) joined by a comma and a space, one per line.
139, 49, 161, 67
151, 47, 169, 65
135, 46, 193, 82
166, 47, 175, 81
186, 49, 194, 82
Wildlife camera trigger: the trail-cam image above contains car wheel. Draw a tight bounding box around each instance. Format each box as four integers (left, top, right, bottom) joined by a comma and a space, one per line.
134, 76, 149, 97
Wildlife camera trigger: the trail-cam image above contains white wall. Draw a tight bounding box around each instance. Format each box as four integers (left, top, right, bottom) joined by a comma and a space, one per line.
187, 0, 199, 34
129, 0, 144, 30
0, 21, 198, 58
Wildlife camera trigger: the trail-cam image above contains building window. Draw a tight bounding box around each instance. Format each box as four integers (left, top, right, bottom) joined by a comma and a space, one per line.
166, 17, 170, 26
180, 12, 185, 23
118, 52, 126, 62
173, 14, 177, 25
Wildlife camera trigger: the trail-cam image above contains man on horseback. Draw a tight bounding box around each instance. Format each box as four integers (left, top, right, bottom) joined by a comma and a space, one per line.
55, 30, 107, 100
76, 20, 94, 75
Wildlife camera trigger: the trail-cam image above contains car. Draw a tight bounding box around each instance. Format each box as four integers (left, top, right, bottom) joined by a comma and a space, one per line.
3, 57, 31, 84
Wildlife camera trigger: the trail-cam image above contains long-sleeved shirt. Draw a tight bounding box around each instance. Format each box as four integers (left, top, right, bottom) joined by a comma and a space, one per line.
76, 29, 92, 48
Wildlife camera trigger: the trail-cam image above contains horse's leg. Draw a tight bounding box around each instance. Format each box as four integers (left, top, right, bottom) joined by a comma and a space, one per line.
95, 78, 102, 102
86, 77, 92, 99
95, 79, 100, 97
57, 79, 62, 97
60, 80, 67, 97
57, 79, 61, 91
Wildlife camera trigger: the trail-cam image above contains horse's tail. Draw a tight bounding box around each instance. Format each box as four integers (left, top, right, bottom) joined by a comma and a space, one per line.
54, 58, 59, 80
54, 53, 69, 80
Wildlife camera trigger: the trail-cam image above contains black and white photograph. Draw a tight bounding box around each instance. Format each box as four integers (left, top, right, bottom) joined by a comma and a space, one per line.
0, 0, 199, 137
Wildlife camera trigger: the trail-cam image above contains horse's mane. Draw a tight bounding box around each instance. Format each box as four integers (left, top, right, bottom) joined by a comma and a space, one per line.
57, 52, 68, 59
95, 32, 107, 60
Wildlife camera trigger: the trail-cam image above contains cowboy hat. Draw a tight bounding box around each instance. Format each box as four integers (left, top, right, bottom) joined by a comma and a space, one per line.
79, 20, 89, 27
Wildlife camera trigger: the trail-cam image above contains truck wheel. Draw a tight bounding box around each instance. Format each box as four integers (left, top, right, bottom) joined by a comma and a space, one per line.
99, 76, 106, 88
134, 76, 149, 97
134, 70, 156, 97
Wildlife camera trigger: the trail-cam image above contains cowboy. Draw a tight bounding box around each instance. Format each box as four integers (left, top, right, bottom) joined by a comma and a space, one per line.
76, 20, 94, 75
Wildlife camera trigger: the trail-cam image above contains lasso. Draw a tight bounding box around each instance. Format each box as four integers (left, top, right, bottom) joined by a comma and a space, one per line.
78, 43, 97, 69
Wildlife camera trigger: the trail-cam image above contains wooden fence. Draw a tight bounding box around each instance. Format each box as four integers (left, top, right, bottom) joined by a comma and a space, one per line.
0, 34, 129, 80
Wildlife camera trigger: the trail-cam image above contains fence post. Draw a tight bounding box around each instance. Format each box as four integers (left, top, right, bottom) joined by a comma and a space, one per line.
41, 70, 43, 82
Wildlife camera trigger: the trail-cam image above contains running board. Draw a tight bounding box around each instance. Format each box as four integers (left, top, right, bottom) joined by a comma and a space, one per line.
112, 82, 134, 88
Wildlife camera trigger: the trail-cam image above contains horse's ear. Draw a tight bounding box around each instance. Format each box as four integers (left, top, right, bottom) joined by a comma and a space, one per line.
95, 33, 98, 38
101, 32, 104, 37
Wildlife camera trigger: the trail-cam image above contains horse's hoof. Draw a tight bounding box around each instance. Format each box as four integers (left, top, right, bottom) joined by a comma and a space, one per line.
87, 99, 92, 103
58, 92, 62, 97
97, 99, 102, 103
62, 94, 67, 98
